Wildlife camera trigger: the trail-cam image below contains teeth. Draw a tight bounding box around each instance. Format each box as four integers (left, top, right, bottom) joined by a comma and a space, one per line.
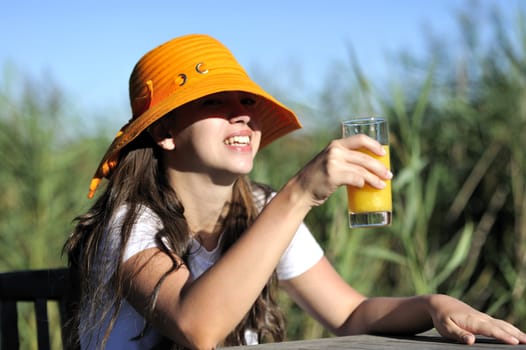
224, 135, 250, 145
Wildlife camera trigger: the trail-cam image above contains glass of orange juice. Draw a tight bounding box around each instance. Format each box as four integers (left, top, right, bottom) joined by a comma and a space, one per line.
342, 117, 392, 228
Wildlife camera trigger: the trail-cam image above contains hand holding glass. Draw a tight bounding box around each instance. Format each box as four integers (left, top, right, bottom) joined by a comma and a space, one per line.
342, 117, 392, 228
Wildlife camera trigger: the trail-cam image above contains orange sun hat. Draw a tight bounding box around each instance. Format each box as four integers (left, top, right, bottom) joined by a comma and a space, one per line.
88, 34, 302, 198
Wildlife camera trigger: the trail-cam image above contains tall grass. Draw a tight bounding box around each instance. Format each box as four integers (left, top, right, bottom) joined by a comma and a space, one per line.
1, 3, 524, 346
254, 4, 526, 339
0, 69, 111, 348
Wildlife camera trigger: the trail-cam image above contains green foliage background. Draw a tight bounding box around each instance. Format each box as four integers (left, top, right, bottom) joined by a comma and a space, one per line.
1, 5, 525, 348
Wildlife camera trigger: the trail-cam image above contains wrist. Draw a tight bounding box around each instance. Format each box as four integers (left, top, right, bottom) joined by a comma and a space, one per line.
280, 176, 317, 213
421, 294, 451, 321
424, 293, 448, 307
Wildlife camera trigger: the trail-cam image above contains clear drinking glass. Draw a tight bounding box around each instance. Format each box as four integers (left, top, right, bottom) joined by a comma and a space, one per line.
342, 117, 392, 228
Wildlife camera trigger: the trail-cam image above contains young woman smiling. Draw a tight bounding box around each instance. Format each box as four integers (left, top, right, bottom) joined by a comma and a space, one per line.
64, 34, 526, 350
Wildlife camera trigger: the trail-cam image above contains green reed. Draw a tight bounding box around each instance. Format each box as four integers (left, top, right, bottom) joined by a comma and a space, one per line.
0, 70, 111, 348
255, 4, 526, 339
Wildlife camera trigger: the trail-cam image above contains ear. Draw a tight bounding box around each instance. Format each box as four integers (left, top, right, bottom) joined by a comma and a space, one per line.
148, 120, 176, 151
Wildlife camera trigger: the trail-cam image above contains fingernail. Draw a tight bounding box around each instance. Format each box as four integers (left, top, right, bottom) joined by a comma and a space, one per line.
386, 170, 393, 179
462, 334, 474, 344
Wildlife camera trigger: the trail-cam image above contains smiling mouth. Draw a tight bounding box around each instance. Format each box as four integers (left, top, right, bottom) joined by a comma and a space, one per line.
223, 135, 251, 146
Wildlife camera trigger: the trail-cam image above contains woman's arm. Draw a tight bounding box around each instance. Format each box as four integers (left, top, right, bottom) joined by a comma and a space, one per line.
281, 258, 526, 345
122, 181, 313, 349
121, 135, 391, 349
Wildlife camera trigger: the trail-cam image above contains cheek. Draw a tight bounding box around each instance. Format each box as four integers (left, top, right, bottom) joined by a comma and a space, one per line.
172, 130, 192, 149
252, 131, 262, 154
174, 119, 215, 145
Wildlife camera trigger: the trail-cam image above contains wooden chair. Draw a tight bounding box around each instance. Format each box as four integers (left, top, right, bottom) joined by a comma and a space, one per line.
0, 267, 79, 350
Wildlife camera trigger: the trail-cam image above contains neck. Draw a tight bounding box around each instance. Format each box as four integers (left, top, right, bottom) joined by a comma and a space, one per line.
166, 168, 236, 242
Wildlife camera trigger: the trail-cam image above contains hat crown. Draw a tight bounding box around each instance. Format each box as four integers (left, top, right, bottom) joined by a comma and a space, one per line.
129, 34, 248, 119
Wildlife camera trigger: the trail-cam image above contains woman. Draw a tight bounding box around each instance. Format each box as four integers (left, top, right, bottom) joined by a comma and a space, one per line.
64, 34, 526, 349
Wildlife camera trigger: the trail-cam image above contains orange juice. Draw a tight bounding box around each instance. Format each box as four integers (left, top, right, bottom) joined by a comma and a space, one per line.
346, 146, 392, 218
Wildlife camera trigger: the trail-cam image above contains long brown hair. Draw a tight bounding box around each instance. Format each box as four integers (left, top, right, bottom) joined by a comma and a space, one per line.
63, 133, 285, 349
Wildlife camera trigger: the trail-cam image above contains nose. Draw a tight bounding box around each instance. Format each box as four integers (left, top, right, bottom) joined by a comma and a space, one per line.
226, 94, 259, 130
230, 113, 260, 131
227, 98, 252, 124
229, 114, 251, 125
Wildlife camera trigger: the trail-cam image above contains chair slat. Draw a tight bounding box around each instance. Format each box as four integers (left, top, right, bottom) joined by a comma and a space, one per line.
34, 298, 51, 350
1, 300, 20, 349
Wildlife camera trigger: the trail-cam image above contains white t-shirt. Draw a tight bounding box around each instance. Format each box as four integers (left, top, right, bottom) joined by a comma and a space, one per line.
80, 191, 323, 349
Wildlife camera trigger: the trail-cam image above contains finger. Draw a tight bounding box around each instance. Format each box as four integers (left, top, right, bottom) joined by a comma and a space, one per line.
342, 134, 386, 156
477, 318, 525, 345
493, 319, 526, 342
454, 316, 523, 345
344, 167, 387, 189
341, 136, 392, 180
343, 150, 392, 184
461, 334, 476, 345
434, 317, 476, 345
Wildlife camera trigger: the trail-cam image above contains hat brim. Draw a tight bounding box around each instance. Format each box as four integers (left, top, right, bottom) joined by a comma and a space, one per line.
115, 73, 301, 153
88, 73, 301, 197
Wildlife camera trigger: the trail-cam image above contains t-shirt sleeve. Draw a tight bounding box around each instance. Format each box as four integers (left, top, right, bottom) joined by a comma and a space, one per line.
108, 206, 162, 262
276, 222, 324, 281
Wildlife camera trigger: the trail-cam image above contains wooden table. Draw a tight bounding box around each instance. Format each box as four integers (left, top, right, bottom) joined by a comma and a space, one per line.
225, 331, 526, 349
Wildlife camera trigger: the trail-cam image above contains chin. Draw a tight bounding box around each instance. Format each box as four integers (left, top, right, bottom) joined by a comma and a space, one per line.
231, 164, 254, 176
227, 157, 254, 173
234, 167, 253, 175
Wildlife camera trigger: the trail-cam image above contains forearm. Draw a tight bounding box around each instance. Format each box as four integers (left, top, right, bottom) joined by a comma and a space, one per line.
340, 296, 434, 336
176, 177, 314, 344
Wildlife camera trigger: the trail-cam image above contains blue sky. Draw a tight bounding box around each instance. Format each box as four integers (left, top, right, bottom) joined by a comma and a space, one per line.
1, 1, 524, 117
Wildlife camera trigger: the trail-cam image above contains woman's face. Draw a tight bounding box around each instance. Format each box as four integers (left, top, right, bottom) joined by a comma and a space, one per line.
161, 91, 263, 180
